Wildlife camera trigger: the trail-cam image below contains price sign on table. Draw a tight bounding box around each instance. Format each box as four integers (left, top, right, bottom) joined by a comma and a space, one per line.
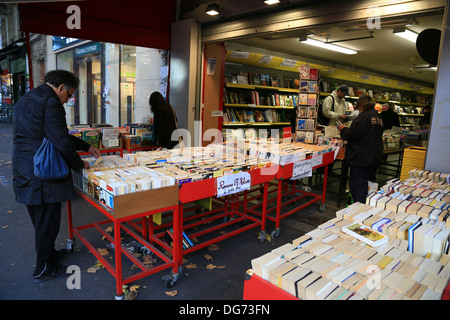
291, 159, 312, 180
216, 172, 251, 197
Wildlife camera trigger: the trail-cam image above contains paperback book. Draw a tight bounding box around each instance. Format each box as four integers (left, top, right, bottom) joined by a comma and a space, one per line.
342, 222, 388, 247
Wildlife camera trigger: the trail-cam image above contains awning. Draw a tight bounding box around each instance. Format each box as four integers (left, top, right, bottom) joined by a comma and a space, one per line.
19, 0, 177, 50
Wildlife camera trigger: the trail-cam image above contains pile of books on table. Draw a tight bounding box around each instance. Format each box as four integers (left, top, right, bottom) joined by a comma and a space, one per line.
250, 168, 450, 300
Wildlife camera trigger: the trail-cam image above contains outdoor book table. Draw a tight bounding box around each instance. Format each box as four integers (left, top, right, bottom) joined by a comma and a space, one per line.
245, 150, 335, 240
66, 173, 182, 299
146, 164, 278, 270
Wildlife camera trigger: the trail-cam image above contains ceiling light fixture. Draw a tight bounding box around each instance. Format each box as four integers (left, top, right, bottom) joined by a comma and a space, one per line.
300, 38, 357, 55
393, 28, 418, 43
206, 3, 220, 16
264, 0, 280, 4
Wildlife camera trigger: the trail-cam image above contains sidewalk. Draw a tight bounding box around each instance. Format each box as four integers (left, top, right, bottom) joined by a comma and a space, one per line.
0, 122, 338, 301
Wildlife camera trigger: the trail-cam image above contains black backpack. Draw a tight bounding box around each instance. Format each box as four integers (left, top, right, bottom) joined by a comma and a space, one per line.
317, 95, 335, 126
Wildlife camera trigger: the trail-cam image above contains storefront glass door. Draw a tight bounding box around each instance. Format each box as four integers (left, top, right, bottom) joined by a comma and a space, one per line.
75, 55, 102, 125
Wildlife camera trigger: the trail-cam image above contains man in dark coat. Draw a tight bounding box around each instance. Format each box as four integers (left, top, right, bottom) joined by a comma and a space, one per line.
13, 70, 100, 283
380, 102, 400, 130
337, 95, 383, 204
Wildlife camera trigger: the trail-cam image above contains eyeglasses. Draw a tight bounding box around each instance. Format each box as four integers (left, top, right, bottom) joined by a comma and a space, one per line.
65, 87, 72, 99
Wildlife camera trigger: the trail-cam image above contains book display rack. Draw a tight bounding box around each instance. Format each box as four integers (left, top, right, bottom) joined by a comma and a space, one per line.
295, 65, 320, 145
67, 140, 334, 298
244, 168, 450, 300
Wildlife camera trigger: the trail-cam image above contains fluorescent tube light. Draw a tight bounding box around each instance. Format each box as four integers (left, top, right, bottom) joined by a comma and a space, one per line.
302, 38, 357, 55
393, 29, 418, 43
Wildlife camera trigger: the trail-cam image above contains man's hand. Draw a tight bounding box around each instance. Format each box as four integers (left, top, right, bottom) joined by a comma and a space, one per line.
89, 146, 100, 158
339, 114, 347, 120
83, 160, 90, 169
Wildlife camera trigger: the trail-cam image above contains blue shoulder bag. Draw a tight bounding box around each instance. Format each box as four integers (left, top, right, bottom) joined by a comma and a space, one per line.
33, 137, 69, 180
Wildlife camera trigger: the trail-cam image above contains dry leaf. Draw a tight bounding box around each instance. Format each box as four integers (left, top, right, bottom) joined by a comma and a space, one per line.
87, 260, 105, 273
204, 254, 213, 262
185, 263, 197, 269
165, 290, 177, 297
7, 210, 13, 213
105, 227, 113, 233
97, 248, 109, 256
130, 285, 140, 292
2, 225, 8, 229
206, 263, 216, 270
206, 263, 225, 270
208, 244, 220, 251
125, 291, 138, 300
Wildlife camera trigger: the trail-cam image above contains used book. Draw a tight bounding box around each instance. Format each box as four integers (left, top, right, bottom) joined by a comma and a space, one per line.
342, 222, 388, 247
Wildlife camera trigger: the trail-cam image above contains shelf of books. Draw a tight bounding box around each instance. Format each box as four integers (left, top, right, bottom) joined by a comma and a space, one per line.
295, 65, 319, 145
244, 168, 450, 300
223, 66, 300, 141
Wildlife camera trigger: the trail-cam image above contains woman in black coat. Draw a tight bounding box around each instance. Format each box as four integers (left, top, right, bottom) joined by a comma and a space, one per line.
149, 91, 179, 149
12, 70, 100, 283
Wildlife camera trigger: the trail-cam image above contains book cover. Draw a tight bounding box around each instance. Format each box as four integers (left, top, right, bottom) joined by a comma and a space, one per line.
309, 68, 319, 80
299, 93, 308, 105
342, 222, 388, 247
307, 106, 316, 118
305, 131, 314, 144
297, 119, 306, 130
298, 106, 307, 118
307, 93, 317, 105
300, 81, 309, 92
305, 119, 315, 131
309, 81, 318, 93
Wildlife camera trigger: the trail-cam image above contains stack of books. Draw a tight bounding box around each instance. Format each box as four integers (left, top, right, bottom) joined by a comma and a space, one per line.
251, 213, 450, 300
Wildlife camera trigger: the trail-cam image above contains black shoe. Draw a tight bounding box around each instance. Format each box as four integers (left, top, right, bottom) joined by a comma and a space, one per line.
52, 249, 68, 264
32, 263, 67, 284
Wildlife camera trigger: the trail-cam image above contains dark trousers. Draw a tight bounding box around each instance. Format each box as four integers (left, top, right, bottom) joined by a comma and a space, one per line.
349, 166, 377, 204
27, 202, 62, 267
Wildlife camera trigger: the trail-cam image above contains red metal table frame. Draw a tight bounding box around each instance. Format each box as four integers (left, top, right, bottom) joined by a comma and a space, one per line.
245, 151, 334, 238
151, 166, 277, 267
66, 189, 181, 298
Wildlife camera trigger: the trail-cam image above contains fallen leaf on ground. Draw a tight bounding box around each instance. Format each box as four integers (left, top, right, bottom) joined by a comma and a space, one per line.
2, 225, 8, 229
125, 291, 138, 300
165, 290, 177, 297
208, 244, 220, 251
204, 254, 213, 262
185, 263, 197, 269
87, 260, 105, 273
97, 248, 109, 256
206, 264, 225, 270
130, 285, 140, 292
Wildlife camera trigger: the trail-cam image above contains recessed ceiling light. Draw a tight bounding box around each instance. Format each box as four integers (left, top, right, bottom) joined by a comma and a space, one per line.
264, 0, 280, 5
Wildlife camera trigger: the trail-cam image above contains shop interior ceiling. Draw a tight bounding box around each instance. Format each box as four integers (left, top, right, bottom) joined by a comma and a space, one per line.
180, 0, 444, 88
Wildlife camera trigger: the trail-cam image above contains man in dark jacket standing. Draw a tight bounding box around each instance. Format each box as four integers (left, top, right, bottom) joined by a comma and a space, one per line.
13, 70, 100, 283
337, 95, 383, 204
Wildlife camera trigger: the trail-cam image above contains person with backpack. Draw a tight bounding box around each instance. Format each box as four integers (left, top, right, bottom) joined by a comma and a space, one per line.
337, 95, 384, 204
320, 84, 349, 126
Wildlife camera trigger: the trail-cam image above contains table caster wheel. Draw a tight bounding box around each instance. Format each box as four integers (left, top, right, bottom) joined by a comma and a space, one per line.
319, 203, 326, 213
162, 266, 183, 288
271, 228, 280, 239
258, 230, 266, 243
66, 238, 76, 252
